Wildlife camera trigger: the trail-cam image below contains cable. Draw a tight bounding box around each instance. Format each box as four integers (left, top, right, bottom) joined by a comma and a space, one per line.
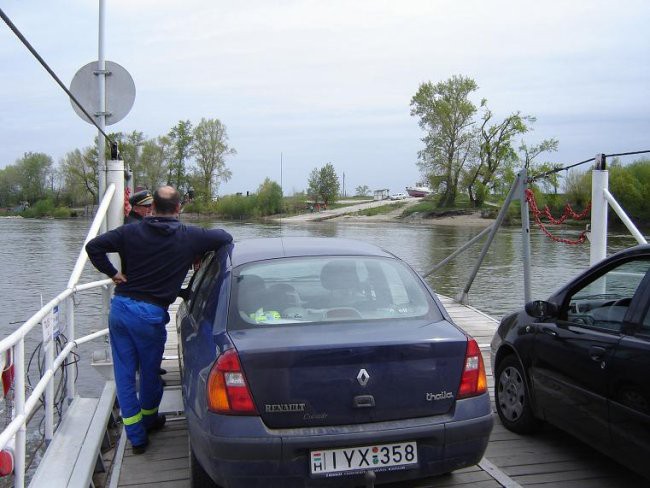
605, 149, 650, 158
0, 7, 114, 144
529, 149, 650, 182
529, 157, 595, 182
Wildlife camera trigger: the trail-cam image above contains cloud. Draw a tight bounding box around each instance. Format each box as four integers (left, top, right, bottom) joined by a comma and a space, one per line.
1, 0, 649, 195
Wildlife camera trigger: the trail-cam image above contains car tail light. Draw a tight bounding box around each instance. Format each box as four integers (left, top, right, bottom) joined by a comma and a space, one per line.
457, 338, 487, 399
207, 349, 257, 415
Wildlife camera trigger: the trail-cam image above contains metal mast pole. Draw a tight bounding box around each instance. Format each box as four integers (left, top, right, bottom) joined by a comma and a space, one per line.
97, 0, 107, 233
520, 169, 532, 303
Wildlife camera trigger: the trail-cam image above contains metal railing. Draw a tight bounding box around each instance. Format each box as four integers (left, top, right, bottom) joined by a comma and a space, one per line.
0, 185, 116, 488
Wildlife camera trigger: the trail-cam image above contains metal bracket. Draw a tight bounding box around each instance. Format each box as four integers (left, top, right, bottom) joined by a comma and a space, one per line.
92, 70, 113, 76
94, 111, 113, 117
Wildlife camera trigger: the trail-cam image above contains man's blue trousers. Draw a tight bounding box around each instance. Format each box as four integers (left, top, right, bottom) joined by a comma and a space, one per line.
109, 295, 168, 447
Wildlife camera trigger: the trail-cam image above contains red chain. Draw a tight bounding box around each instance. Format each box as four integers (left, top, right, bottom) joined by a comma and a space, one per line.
525, 189, 591, 245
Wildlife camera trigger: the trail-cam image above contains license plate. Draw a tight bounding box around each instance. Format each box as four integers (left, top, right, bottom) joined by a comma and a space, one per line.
310, 441, 418, 476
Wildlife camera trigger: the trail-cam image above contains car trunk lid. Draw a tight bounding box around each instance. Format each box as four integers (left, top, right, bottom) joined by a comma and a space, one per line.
229, 319, 468, 428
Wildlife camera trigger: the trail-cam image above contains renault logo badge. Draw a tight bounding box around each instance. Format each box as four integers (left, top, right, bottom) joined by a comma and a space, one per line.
357, 368, 370, 386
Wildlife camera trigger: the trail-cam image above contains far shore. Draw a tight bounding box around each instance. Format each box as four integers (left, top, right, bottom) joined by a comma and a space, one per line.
331, 210, 495, 227
276, 198, 496, 228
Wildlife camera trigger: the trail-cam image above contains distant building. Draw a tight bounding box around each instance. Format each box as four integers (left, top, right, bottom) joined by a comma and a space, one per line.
374, 189, 389, 201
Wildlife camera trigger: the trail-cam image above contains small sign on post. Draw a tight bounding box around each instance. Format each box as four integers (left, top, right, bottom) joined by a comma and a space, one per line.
42, 306, 60, 346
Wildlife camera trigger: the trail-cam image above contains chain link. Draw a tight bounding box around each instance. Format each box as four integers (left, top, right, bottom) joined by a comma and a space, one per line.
525, 189, 590, 245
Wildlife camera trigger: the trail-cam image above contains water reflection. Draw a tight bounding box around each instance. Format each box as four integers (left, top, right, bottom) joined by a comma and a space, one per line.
0, 217, 641, 390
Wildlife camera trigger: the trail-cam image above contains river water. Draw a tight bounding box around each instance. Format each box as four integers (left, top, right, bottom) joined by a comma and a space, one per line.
0, 216, 641, 399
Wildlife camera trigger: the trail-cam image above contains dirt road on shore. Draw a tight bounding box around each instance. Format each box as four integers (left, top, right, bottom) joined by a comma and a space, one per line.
278, 198, 494, 227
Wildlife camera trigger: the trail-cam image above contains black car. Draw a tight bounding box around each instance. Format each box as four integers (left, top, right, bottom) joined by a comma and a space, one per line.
490, 244, 650, 480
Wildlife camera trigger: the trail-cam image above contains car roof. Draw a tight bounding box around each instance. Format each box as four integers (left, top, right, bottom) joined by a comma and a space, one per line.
230, 237, 395, 267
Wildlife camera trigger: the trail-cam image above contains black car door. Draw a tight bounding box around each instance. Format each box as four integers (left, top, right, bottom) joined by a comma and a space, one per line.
531, 258, 649, 453
607, 268, 650, 479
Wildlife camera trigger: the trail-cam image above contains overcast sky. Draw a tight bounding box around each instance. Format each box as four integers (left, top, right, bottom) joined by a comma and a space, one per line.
1, 0, 649, 196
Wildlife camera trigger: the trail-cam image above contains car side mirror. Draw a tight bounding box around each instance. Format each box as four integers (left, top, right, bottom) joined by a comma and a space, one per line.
525, 300, 558, 319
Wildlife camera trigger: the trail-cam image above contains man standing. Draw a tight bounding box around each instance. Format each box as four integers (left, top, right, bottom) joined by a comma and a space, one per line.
125, 189, 154, 224
86, 186, 233, 454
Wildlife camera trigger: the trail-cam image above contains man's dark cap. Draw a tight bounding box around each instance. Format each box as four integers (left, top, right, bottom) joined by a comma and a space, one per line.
129, 190, 153, 206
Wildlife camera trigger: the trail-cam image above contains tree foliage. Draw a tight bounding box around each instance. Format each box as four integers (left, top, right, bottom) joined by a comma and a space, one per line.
411, 75, 561, 208
307, 163, 340, 206
464, 103, 532, 206
60, 147, 98, 204
192, 118, 235, 199
355, 185, 371, 197
167, 120, 194, 190
256, 178, 283, 216
0, 152, 53, 206
563, 159, 650, 225
410, 75, 478, 207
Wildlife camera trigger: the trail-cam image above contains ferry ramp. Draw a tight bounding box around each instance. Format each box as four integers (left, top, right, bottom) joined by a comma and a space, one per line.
104, 297, 648, 488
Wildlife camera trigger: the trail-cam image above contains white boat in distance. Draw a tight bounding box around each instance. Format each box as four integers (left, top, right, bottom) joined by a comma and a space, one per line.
405, 184, 433, 197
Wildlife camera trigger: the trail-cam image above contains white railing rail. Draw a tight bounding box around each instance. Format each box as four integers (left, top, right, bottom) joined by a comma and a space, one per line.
0, 184, 116, 488
603, 188, 647, 245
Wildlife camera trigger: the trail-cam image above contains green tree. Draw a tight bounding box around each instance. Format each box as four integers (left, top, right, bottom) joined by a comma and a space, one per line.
256, 178, 283, 216
563, 169, 591, 207
60, 147, 98, 204
0, 165, 21, 206
355, 185, 370, 197
609, 159, 650, 223
119, 131, 146, 187
465, 103, 532, 206
167, 120, 194, 190
410, 75, 478, 207
16, 152, 53, 203
519, 139, 561, 193
564, 159, 650, 226
307, 163, 340, 206
137, 137, 170, 191
192, 118, 235, 198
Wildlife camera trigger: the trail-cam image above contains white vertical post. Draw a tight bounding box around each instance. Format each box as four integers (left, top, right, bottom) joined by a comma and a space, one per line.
13, 342, 25, 488
65, 296, 76, 402
97, 0, 107, 233
590, 154, 608, 266
107, 158, 125, 271
520, 169, 532, 303
44, 330, 53, 442
107, 158, 125, 232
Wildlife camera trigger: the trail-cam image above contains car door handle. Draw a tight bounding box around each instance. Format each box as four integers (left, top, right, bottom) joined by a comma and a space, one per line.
590, 346, 606, 362
541, 327, 557, 337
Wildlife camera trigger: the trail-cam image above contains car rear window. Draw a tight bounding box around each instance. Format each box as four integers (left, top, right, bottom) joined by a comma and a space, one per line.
229, 256, 441, 329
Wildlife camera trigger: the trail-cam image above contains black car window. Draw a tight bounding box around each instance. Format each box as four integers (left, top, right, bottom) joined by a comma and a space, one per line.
565, 259, 650, 333
190, 257, 222, 323
229, 256, 441, 330
186, 252, 215, 310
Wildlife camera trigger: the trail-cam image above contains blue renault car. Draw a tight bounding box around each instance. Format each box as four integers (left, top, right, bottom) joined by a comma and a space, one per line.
177, 237, 493, 487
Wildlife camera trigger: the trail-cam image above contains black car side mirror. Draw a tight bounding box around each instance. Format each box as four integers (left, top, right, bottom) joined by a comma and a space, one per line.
525, 300, 558, 319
